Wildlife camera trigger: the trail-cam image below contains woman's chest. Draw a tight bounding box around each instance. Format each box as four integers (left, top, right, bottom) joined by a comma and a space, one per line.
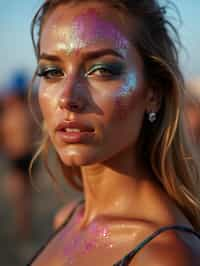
32, 220, 124, 266
31, 216, 161, 266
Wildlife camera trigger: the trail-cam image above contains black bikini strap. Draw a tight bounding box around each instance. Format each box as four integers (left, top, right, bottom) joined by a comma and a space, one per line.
113, 225, 200, 266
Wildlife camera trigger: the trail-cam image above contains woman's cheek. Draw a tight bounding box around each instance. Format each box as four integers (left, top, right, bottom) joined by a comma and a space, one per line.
113, 72, 137, 120
39, 82, 60, 118
87, 72, 138, 122
39, 87, 59, 140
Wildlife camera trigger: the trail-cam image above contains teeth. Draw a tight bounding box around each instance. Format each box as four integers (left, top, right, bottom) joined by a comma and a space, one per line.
65, 128, 81, 132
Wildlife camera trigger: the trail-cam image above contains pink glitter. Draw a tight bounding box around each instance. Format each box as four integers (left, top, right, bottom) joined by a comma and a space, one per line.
63, 8, 129, 56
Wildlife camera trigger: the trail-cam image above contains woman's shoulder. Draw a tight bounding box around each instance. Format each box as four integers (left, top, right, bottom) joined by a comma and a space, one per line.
126, 222, 200, 266
106, 213, 199, 266
129, 232, 199, 266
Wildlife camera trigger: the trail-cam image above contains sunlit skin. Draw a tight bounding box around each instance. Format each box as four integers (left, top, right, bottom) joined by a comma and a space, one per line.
34, 2, 200, 266
39, 6, 145, 168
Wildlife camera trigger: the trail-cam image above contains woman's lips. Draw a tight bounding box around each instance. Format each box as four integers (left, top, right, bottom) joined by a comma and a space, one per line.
55, 121, 95, 144
56, 130, 95, 143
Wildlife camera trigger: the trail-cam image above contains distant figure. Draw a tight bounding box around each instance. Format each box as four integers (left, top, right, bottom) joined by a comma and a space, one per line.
1, 70, 37, 239
185, 80, 200, 145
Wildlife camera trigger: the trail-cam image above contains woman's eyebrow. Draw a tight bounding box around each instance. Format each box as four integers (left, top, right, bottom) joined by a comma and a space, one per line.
39, 53, 61, 62
82, 48, 125, 60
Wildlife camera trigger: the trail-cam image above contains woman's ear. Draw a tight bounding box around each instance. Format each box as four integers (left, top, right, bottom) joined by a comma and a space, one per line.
146, 87, 162, 113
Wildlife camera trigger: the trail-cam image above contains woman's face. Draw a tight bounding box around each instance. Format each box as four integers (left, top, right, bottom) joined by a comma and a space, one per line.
38, 2, 153, 167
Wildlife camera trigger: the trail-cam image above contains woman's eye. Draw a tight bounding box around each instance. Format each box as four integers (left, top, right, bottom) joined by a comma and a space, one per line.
37, 67, 64, 80
86, 63, 124, 79
89, 68, 112, 77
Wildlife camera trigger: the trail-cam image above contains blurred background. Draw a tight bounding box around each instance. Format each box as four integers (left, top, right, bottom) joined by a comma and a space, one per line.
0, 0, 199, 265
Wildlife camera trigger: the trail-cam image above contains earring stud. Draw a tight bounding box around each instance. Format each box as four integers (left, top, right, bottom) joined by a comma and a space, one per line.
148, 112, 157, 123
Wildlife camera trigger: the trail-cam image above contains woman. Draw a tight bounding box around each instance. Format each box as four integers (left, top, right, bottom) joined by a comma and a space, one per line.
184, 80, 200, 145
29, 0, 200, 265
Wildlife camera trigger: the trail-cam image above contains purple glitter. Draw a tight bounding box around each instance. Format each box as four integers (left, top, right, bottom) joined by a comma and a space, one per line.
58, 8, 130, 56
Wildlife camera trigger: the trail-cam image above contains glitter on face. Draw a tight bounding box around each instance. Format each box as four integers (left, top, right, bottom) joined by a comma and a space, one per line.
115, 72, 137, 120
118, 72, 137, 98
55, 8, 129, 57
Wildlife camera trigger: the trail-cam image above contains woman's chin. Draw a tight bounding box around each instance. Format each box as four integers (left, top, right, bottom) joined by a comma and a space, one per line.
57, 147, 99, 167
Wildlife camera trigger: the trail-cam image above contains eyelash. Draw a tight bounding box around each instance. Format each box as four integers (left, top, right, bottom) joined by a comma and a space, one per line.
37, 66, 64, 80
85, 64, 124, 79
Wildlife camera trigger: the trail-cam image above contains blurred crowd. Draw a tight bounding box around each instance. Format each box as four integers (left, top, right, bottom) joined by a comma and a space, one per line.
0, 70, 41, 239
185, 79, 200, 145
0, 69, 199, 265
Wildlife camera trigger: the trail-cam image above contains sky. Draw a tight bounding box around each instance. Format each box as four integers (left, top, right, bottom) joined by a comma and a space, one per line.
0, 0, 200, 89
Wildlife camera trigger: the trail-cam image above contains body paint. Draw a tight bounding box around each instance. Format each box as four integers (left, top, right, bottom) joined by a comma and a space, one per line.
63, 221, 113, 264
54, 8, 129, 57
115, 72, 137, 120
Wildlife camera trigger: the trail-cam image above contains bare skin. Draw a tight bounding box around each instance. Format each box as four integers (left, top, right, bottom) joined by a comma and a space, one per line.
33, 2, 200, 265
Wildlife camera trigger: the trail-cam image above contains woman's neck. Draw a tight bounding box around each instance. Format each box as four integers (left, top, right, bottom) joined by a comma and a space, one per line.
80, 147, 150, 226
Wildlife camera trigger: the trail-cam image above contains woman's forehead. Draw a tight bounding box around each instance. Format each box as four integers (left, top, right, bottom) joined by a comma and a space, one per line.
40, 3, 132, 57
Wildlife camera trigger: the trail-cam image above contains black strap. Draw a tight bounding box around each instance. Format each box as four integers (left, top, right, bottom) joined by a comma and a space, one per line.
113, 225, 200, 266
26, 199, 84, 265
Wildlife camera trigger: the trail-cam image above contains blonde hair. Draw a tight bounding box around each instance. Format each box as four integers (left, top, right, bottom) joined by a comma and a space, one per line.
30, 0, 200, 230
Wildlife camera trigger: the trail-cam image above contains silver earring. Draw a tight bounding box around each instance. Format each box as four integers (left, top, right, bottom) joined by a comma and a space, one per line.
148, 112, 156, 123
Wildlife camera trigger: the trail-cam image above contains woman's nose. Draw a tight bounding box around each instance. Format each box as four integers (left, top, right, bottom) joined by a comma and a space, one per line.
58, 79, 86, 112
59, 97, 84, 112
